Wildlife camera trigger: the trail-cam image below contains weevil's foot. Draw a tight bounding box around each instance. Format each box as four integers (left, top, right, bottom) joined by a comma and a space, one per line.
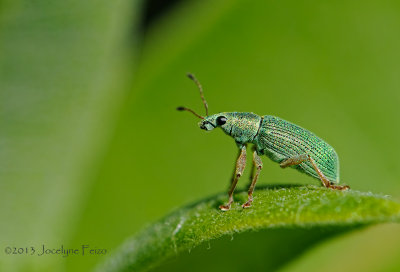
327, 182, 350, 191
336, 185, 350, 191
242, 201, 252, 209
219, 204, 231, 211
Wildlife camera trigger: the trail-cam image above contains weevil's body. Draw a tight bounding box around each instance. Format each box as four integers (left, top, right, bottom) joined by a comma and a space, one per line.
201, 112, 339, 183
178, 73, 349, 211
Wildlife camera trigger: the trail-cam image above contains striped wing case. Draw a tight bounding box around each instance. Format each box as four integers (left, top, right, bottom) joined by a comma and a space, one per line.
254, 115, 339, 183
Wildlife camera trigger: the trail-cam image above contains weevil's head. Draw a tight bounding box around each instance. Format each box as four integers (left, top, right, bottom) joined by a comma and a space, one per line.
198, 112, 233, 132
178, 73, 234, 133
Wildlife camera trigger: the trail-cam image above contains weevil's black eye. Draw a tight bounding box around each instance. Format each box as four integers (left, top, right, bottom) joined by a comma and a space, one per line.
216, 116, 227, 126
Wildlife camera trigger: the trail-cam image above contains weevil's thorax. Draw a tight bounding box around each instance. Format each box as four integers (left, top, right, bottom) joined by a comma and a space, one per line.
199, 112, 261, 144
225, 112, 261, 144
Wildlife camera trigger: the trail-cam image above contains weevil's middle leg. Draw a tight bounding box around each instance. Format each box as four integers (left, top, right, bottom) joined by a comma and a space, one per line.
280, 154, 350, 191
242, 150, 263, 208
219, 146, 247, 211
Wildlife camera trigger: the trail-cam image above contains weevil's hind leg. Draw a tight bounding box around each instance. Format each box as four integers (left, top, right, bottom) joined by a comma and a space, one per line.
280, 154, 350, 191
280, 154, 309, 168
242, 150, 263, 209
307, 156, 350, 190
219, 146, 247, 211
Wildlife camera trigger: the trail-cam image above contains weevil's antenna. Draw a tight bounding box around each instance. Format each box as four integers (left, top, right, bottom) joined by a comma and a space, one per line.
187, 73, 209, 116
176, 106, 204, 119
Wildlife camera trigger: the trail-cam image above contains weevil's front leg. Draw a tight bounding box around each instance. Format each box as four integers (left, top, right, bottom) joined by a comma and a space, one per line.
219, 145, 247, 211
242, 150, 263, 208
280, 154, 350, 190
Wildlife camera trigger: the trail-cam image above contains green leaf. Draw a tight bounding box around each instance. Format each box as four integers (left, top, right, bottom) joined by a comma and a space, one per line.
97, 186, 400, 272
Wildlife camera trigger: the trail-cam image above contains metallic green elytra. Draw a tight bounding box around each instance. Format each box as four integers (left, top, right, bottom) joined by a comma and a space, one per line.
178, 73, 349, 211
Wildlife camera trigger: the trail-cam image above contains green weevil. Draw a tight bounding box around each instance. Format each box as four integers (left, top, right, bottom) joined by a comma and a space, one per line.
177, 73, 350, 211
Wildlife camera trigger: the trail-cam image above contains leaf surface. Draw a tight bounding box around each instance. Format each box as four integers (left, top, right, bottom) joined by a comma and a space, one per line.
97, 186, 400, 272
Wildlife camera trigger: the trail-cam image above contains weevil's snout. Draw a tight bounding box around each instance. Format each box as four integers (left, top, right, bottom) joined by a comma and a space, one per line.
198, 120, 215, 131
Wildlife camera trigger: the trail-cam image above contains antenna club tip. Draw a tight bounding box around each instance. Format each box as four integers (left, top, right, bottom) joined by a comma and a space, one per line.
187, 73, 195, 80
176, 106, 185, 111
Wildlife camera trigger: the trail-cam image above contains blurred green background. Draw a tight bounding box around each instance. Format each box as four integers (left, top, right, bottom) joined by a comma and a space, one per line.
1, 0, 400, 271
